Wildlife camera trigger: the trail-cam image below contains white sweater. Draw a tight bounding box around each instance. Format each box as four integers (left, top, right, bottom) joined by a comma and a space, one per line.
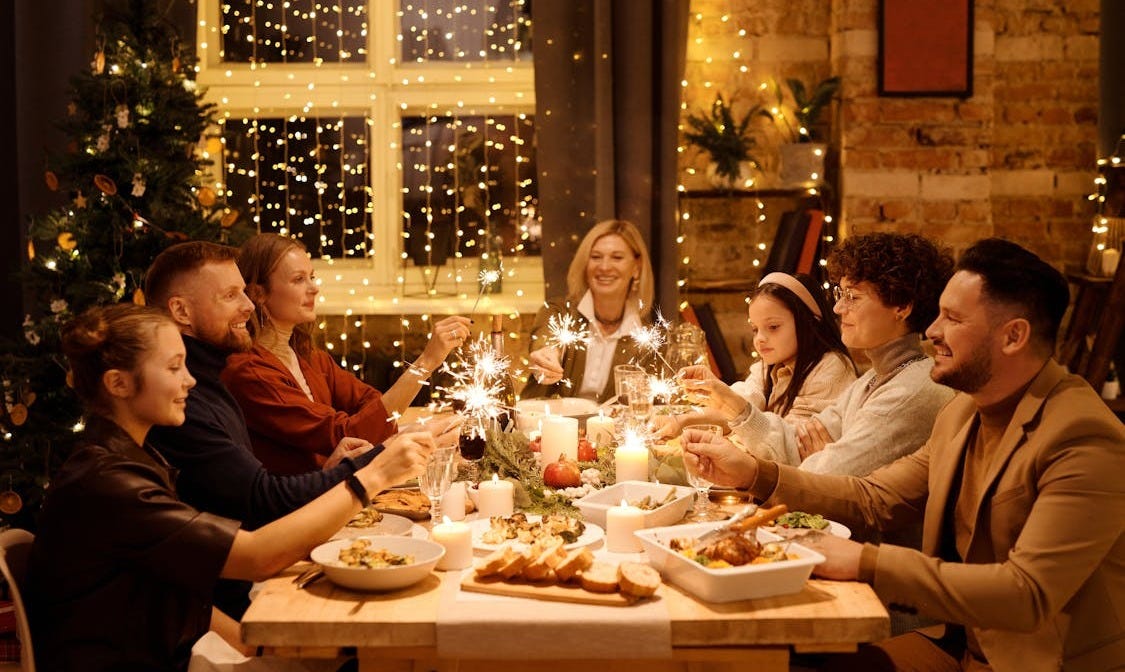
730, 352, 856, 424
729, 334, 954, 476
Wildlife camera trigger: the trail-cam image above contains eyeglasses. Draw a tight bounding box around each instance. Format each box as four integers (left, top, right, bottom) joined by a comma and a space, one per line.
832, 285, 860, 307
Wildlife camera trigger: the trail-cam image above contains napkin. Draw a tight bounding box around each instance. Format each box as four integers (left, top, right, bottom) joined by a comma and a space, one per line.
436, 569, 672, 659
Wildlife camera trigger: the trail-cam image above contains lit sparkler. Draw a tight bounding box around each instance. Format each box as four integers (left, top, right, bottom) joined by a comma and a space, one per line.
470, 266, 503, 316
434, 334, 513, 424
545, 313, 590, 351
629, 312, 677, 374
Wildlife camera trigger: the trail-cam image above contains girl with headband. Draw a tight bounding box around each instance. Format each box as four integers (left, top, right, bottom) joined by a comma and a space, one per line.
656, 272, 854, 438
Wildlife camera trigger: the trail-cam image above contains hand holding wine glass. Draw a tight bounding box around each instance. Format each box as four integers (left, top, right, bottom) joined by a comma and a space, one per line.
681, 424, 728, 522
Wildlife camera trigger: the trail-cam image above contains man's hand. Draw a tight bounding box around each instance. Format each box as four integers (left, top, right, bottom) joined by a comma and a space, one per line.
796, 418, 832, 461
681, 427, 759, 489
790, 531, 863, 581
323, 436, 375, 470
528, 346, 564, 385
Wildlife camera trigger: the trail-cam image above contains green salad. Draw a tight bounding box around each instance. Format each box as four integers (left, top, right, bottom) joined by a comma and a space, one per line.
773, 511, 830, 530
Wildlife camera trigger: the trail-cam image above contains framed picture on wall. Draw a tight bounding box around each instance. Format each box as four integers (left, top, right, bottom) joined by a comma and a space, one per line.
878, 0, 973, 97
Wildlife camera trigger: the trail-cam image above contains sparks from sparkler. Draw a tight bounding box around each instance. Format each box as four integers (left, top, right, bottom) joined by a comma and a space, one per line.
434, 334, 513, 424
629, 311, 677, 374
545, 313, 590, 351
470, 266, 503, 316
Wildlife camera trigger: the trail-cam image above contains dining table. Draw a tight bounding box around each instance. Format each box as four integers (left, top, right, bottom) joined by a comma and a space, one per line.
241, 406, 891, 671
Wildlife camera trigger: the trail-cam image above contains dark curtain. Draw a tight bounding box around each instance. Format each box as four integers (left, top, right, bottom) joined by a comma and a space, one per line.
533, 0, 689, 315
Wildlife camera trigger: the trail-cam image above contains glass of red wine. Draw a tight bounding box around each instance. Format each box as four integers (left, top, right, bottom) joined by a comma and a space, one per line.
458, 417, 487, 483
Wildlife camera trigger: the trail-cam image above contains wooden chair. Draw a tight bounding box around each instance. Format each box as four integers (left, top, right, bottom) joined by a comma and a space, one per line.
0, 529, 34, 672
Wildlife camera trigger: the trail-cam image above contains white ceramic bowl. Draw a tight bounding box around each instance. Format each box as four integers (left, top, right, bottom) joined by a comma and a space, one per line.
514, 397, 599, 432
572, 481, 694, 529
310, 535, 444, 592
635, 522, 825, 603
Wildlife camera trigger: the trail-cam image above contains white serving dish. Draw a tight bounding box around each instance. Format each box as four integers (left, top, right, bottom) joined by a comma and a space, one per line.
514, 397, 599, 432
330, 512, 414, 540
634, 522, 825, 603
572, 480, 694, 529
310, 535, 444, 592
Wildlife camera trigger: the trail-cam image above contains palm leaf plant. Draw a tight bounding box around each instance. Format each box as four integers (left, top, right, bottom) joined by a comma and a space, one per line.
684, 94, 768, 185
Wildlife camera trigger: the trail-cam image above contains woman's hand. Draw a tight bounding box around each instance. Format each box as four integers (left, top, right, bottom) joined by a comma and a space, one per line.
528, 346, 564, 385
420, 315, 473, 368
681, 426, 758, 489
796, 418, 832, 461
370, 431, 435, 488
322, 436, 375, 470
650, 413, 681, 440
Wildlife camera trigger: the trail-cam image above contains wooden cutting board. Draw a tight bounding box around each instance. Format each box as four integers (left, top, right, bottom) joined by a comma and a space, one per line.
460, 574, 659, 606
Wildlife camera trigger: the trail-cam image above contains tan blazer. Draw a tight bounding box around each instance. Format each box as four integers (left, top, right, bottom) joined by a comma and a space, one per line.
763, 361, 1125, 671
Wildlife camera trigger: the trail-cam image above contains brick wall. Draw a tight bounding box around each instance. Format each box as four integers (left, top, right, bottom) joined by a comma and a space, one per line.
681, 0, 1101, 376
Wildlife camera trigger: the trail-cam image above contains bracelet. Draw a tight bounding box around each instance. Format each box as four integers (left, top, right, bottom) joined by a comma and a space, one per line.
345, 474, 369, 506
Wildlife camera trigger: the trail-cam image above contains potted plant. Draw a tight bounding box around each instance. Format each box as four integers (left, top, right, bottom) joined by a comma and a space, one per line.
684, 93, 769, 190
770, 76, 841, 187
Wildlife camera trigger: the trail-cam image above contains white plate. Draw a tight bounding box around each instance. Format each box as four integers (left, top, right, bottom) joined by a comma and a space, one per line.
469, 515, 604, 552
764, 519, 851, 539
331, 512, 415, 540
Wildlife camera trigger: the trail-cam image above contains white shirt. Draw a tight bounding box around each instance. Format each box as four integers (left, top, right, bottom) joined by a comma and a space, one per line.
575, 290, 643, 399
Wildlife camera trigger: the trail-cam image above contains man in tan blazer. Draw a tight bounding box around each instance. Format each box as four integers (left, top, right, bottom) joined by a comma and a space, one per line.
685, 238, 1125, 672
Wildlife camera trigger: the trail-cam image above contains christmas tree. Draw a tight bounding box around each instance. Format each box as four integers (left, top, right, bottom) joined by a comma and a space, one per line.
0, 0, 250, 529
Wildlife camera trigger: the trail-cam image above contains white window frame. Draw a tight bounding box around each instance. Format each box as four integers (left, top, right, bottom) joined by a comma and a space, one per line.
194, 1, 543, 316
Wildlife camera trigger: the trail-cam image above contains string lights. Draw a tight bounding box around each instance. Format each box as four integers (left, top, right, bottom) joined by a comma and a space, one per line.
198, 1, 537, 384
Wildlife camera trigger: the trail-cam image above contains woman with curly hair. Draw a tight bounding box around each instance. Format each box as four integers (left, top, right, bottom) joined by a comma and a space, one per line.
682, 232, 956, 475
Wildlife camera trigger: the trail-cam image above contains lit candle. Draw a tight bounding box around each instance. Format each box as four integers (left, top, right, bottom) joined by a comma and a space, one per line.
540, 415, 578, 465
476, 473, 514, 518
431, 516, 473, 570
443, 481, 468, 522
585, 411, 615, 448
605, 499, 645, 553
614, 434, 650, 484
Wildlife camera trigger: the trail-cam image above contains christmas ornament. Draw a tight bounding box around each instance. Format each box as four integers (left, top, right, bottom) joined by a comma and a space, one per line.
0, 490, 22, 516
7, 404, 27, 427
96, 130, 110, 153
92, 50, 105, 75
221, 210, 239, 228
197, 186, 217, 207
65, 369, 75, 388
67, 102, 77, 117
57, 232, 77, 251
94, 174, 118, 196
172, 56, 181, 73
45, 171, 59, 191
115, 104, 130, 129
74, 191, 88, 209
131, 173, 146, 197
26, 240, 34, 261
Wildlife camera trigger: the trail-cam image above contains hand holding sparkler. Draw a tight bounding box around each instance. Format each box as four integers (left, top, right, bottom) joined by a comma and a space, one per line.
528, 312, 592, 385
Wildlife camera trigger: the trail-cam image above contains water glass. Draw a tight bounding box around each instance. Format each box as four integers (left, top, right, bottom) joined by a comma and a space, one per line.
621, 373, 653, 423
681, 424, 727, 522
418, 446, 457, 525
613, 364, 645, 404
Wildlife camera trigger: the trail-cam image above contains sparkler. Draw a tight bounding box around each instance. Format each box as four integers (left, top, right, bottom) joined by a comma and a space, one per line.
470, 267, 502, 316
629, 311, 677, 374
434, 334, 513, 424
545, 313, 591, 351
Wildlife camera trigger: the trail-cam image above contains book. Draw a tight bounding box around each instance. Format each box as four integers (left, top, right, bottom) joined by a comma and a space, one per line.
764, 210, 811, 275
795, 209, 826, 275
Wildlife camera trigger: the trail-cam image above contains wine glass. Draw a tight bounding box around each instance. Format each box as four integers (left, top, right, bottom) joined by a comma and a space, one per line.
418, 446, 456, 526
457, 418, 487, 483
681, 424, 727, 522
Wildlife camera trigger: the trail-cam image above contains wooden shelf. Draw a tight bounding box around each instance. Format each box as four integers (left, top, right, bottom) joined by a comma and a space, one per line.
680, 188, 821, 199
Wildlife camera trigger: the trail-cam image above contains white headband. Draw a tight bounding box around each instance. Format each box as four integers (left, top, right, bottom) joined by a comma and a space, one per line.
757, 272, 823, 319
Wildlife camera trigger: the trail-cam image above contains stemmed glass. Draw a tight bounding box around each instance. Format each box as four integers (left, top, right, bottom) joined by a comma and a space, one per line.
418, 446, 457, 526
621, 373, 654, 426
457, 418, 487, 483
681, 424, 728, 522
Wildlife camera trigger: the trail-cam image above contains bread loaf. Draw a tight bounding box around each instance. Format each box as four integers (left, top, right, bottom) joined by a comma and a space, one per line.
475, 545, 516, 578
578, 561, 619, 593
617, 562, 660, 598
554, 547, 594, 582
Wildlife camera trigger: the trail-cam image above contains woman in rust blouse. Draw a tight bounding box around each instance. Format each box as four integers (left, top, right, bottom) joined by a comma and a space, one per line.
223, 233, 470, 474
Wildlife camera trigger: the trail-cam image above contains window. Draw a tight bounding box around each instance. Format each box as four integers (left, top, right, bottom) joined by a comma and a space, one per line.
195, 1, 541, 315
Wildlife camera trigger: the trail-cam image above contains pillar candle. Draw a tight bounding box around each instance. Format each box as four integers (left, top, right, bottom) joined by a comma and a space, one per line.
614, 441, 650, 484
585, 412, 616, 449
540, 415, 578, 466
476, 473, 514, 518
606, 500, 645, 553
431, 516, 473, 570
443, 481, 467, 521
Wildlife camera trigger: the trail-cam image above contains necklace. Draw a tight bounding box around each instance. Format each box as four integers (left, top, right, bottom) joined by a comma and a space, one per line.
594, 311, 625, 327
864, 354, 927, 395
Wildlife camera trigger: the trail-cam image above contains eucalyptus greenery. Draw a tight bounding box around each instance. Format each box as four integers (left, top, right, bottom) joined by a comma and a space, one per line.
683, 93, 768, 185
